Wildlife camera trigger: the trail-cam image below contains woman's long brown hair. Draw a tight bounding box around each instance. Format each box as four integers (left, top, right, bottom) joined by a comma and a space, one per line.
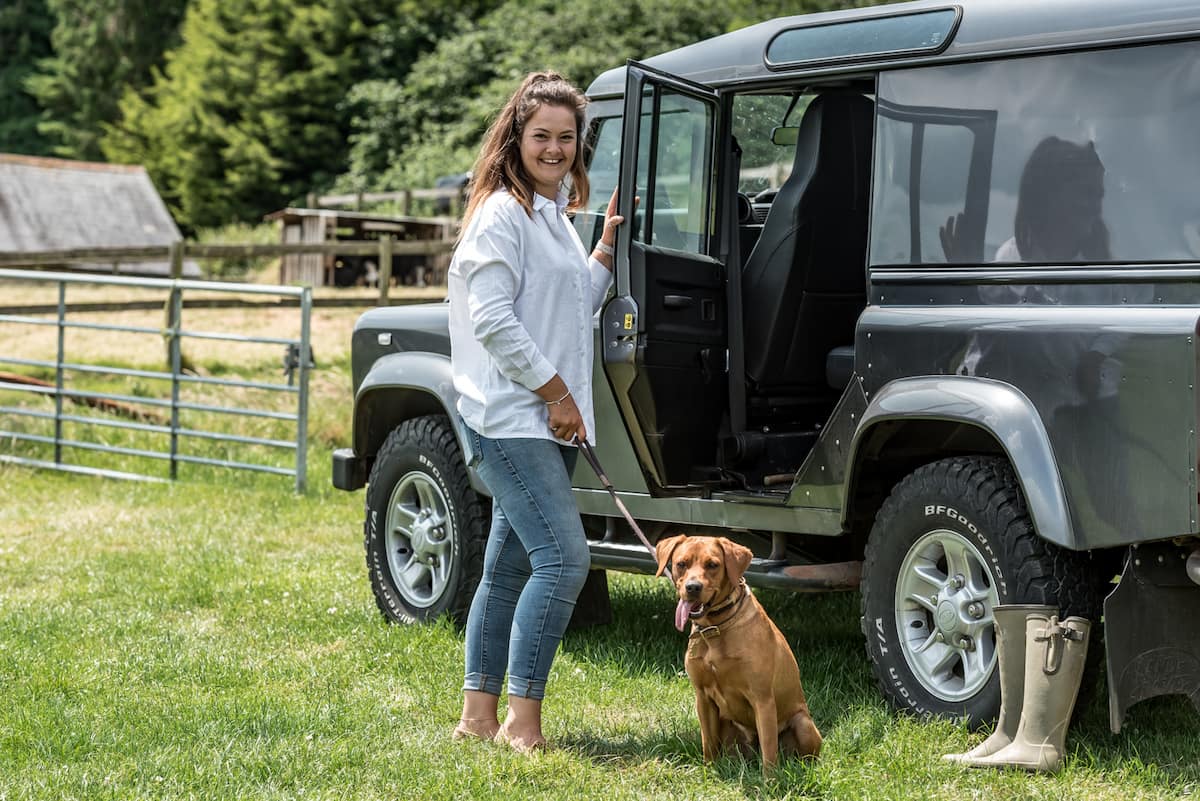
460, 71, 590, 234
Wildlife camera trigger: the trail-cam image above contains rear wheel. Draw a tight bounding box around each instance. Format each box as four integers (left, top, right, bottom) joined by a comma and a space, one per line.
861, 455, 1101, 726
364, 415, 488, 626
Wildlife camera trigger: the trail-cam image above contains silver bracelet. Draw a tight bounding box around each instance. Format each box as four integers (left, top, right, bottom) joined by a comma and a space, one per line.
594, 240, 614, 257
546, 390, 571, 405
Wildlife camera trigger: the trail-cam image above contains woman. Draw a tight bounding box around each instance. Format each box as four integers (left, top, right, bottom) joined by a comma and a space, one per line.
447, 71, 625, 752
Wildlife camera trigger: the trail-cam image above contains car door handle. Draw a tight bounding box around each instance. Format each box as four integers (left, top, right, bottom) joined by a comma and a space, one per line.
663, 294, 694, 309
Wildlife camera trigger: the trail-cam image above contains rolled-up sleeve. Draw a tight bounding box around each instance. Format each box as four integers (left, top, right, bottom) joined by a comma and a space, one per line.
459, 207, 557, 391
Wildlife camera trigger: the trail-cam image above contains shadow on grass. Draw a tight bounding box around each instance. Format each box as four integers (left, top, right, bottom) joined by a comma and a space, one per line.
557, 574, 1200, 792
557, 576, 879, 790
1072, 685, 1200, 787
562, 576, 872, 692
554, 724, 824, 792
559, 573, 683, 678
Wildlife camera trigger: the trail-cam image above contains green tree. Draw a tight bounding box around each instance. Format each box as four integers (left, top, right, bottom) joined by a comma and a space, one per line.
0, 0, 55, 155
337, 0, 885, 193
103, 0, 490, 229
336, 0, 504, 190
27, 0, 188, 161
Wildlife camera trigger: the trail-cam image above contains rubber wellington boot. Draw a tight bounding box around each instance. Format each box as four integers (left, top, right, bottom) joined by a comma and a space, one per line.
943, 604, 1056, 764
969, 613, 1091, 773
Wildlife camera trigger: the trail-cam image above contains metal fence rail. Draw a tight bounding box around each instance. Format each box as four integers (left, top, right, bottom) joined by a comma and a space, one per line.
0, 268, 312, 491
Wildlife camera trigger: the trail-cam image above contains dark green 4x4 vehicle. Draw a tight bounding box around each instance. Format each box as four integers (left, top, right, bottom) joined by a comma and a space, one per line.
333, 0, 1200, 731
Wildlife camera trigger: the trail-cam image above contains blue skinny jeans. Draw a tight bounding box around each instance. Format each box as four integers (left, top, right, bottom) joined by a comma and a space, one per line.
462, 427, 590, 700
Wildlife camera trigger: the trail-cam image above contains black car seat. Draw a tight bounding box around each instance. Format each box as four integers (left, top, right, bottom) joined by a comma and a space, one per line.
741, 93, 874, 402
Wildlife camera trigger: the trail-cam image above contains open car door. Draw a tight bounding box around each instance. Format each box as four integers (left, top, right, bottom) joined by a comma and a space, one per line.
601, 61, 728, 490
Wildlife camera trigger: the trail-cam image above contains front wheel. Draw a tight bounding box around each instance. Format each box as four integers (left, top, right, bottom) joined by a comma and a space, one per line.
861, 456, 1100, 726
364, 415, 488, 626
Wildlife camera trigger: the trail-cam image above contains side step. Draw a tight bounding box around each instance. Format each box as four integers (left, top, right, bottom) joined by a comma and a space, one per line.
586, 539, 861, 592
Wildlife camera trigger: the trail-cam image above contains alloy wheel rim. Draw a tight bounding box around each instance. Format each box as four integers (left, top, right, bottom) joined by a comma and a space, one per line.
894, 528, 1000, 702
385, 470, 453, 608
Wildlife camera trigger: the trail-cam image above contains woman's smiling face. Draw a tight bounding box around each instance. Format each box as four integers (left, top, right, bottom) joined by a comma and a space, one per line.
519, 103, 577, 199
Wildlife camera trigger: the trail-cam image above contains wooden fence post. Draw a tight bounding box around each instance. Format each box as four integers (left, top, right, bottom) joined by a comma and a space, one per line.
378, 234, 394, 304
163, 241, 186, 374
168, 239, 184, 279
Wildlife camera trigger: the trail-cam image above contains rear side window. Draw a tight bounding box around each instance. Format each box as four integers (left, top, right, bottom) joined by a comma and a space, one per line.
870, 40, 1200, 266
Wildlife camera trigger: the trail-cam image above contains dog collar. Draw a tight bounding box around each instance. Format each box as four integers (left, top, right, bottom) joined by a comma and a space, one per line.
703, 578, 747, 617
687, 580, 750, 641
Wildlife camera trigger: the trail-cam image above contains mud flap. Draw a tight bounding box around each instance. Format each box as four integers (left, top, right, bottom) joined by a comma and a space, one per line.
1104, 542, 1200, 733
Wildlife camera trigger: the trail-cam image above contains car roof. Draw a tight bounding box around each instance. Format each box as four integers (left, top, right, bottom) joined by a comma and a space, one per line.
585, 0, 1200, 97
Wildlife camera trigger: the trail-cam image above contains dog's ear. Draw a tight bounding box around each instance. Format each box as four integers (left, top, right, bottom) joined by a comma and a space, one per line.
655, 534, 686, 578
718, 538, 753, 586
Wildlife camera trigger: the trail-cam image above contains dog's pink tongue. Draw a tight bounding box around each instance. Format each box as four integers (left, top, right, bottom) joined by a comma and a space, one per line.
675, 599, 695, 631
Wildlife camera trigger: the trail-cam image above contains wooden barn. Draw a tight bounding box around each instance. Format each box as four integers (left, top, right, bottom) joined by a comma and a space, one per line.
265, 207, 454, 287
0, 153, 200, 277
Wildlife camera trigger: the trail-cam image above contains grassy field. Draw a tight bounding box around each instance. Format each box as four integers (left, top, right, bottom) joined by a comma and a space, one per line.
0, 278, 400, 482
0, 285, 1198, 800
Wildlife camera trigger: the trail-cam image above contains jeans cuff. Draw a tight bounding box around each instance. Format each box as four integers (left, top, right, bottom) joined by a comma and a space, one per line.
463, 672, 505, 696
506, 676, 547, 701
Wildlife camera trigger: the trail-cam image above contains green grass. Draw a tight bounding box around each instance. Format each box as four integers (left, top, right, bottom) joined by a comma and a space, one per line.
1, 302, 1198, 799
1, 466, 1198, 800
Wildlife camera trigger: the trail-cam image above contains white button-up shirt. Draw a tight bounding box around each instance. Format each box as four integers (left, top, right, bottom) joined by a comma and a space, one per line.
449, 188, 612, 443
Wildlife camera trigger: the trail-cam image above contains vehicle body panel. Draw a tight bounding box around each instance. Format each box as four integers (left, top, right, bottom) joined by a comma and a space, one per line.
845, 375, 1075, 548
859, 286, 1200, 548
586, 0, 1200, 97
348, 302, 655, 498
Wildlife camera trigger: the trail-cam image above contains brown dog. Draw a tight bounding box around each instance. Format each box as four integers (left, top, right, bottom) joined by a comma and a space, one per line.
655, 533, 822, 772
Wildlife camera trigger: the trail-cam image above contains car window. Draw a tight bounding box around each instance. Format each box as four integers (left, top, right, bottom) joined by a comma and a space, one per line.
731, 93, 801, 198
573, 115, 621, 249
635, 86, 714, 255
871, 39, 1200, 266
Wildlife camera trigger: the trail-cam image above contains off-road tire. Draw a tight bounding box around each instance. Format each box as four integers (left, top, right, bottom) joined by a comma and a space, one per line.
861, 455, 1103, 727
364, 415, 488, 626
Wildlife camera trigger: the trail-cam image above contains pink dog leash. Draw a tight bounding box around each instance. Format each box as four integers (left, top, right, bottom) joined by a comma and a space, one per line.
575, 437, 667, 577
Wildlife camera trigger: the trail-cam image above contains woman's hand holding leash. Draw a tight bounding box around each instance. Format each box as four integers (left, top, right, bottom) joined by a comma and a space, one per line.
546, 388, 585, 442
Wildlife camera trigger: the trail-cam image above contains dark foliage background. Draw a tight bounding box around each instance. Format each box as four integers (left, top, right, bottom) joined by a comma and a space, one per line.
0, 0, 882, 231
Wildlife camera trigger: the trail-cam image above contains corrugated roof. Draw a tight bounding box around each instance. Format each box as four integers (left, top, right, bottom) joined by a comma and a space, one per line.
0, 153, 200, 277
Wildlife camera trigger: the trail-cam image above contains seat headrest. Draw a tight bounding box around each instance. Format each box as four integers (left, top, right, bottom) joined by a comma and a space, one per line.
796, 93, 874, 210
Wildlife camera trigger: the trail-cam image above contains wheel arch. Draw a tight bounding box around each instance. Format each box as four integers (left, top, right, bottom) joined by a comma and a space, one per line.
844, 376, 1077, 550
353, 352, 489, 495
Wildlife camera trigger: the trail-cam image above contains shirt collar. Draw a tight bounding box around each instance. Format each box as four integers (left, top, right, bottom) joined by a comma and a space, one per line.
533, 190, 569, 216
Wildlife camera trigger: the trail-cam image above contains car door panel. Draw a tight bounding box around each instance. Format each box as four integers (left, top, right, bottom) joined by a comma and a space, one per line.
601, 61, 728, 489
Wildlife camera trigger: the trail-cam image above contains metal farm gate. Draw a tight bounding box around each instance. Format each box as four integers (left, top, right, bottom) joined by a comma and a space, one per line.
0, 269, 312, 491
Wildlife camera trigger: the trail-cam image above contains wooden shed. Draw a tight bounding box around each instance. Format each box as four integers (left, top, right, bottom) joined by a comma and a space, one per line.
264, 208, 454, 287
0, 153, 200, 277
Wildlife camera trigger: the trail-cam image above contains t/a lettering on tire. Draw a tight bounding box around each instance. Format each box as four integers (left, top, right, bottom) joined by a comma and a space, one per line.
860, 456, 1099, 727
363, 415, 487, 626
